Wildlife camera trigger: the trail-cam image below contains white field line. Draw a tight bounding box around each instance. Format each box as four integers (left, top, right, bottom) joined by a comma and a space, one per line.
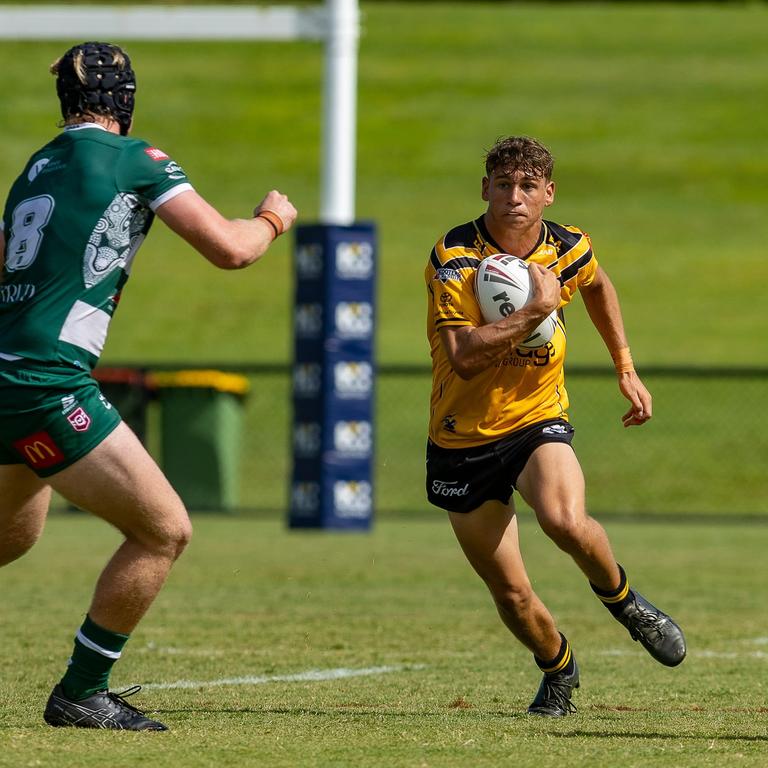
139, 664, 427, 691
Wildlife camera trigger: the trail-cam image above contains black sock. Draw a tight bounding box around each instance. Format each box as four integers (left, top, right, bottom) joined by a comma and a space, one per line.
591, 563, 633, 617
534, 632, 576, 677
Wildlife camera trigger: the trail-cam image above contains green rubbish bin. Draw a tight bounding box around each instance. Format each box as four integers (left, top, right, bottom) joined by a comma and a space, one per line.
92, 366, 150, 444
149, 370, 249, 511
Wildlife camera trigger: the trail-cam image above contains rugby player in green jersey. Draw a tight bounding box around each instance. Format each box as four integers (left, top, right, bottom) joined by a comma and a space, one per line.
0, 42, 297, 730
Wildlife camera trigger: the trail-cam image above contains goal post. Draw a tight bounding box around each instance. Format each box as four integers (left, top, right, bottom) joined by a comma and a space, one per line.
0, 2, 377, 529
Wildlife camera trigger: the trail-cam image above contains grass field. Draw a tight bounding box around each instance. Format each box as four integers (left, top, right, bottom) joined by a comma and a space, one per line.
1, 514, 767, 767
1, 7, 766, 763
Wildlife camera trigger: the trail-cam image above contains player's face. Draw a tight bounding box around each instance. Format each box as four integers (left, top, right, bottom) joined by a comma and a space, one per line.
482, 169, 555, 231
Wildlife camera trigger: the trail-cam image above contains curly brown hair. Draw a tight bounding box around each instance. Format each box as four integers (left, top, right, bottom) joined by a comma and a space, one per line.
484, 136, 554, 180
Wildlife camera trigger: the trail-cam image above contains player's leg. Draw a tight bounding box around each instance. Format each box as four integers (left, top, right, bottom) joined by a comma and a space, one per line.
449, 500, 560, 656
0, 463, 51, 566
515, 442, 620, 590
449, 500, 579, 716
516, 442, 686, 667
48, 421, 192, 634
42, 421, 192, 730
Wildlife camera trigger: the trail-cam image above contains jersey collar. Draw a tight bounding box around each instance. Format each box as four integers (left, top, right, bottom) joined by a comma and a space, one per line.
63, 123, 111, 133
473, 216, 546, 260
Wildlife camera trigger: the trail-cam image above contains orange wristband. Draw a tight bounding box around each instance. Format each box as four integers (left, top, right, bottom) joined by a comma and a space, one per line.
611, 346, 634, 374
256, 210, 284, 238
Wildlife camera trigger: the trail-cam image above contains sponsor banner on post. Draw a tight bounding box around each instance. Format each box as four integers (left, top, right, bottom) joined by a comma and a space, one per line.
333, 361, 373, 399
291, 482, 320, 517
296, 243, 323, 281
333, 480, 372, 519
291, 223, 376, 530
334, 302, 373, 339
294, 422, 322, 457
335, 241, 374, 280
333, 420, 372, 457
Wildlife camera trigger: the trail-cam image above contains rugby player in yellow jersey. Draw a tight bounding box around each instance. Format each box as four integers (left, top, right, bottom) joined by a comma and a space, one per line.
425, 136, 685, 717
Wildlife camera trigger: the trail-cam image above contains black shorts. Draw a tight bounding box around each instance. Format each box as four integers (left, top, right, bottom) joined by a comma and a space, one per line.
426, 418, 575, 513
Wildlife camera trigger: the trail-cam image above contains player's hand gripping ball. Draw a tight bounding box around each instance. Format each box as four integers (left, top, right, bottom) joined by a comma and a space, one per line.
474, 254, 558, 348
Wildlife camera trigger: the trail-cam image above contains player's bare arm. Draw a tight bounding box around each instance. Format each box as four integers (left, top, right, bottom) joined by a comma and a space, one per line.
580, 266, 652, 427
441, 263, 560, 380
156, 188, 297, 270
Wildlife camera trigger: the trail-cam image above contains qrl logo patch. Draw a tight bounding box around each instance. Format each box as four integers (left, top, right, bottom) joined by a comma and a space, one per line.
12, 431, 65, 469
66, 406, 92, 432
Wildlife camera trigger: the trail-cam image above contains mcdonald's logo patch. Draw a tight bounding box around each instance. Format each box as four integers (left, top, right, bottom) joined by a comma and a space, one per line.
12, 431, 65, 469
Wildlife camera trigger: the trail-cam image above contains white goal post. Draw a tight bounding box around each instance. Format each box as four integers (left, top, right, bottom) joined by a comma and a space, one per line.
0, 1, 360, 225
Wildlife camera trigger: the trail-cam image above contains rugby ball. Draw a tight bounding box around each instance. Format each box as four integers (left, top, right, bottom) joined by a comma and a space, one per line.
474, 254, 558, 348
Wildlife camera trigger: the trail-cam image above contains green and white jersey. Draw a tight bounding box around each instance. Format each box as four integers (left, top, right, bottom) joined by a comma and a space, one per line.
0, 124, 193, 370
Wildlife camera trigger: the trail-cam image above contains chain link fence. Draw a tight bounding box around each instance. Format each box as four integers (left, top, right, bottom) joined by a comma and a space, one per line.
50, 363, 765, 520
373, 365, 768, 519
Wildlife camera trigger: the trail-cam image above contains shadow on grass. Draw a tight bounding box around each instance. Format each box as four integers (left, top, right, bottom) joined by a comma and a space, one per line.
548, 730, 768, 743
141, 705, 768, 742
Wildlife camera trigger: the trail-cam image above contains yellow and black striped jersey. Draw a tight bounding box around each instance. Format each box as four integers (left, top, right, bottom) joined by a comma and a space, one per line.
426, 216, 598, 448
